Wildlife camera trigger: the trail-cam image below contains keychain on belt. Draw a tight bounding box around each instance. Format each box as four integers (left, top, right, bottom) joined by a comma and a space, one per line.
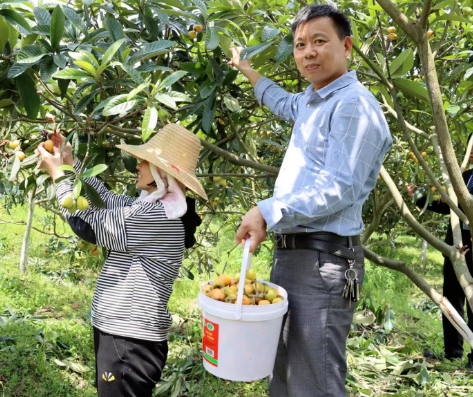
342, 236, 360, 307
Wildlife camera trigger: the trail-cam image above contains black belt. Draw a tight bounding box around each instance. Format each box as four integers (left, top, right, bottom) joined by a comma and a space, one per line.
276, 232, 361, 261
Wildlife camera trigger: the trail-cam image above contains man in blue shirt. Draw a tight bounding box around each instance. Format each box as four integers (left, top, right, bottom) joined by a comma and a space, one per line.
232, 5, 392, 397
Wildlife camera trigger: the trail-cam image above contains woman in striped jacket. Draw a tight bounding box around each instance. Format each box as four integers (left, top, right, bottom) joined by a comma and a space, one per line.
36, 124, 207, 397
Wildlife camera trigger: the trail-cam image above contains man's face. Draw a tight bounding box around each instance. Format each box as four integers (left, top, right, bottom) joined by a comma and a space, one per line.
293, 17, 352, 90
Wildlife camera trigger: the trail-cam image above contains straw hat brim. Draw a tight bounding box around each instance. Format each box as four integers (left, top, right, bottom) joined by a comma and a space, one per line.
116, 143, 208, 201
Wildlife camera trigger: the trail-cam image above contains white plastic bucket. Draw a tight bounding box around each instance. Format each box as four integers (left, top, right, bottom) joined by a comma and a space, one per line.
198, 238, 289, 382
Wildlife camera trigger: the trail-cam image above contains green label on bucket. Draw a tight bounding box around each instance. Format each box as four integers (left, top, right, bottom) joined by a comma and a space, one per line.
202, 316, 219, 367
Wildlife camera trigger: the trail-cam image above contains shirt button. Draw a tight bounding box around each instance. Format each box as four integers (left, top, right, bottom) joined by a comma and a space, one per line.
306, 103, 310, 107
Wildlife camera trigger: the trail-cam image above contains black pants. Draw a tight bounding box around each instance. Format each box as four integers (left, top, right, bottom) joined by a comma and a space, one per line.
442, 257, 473, 360
94, 327, 168, 397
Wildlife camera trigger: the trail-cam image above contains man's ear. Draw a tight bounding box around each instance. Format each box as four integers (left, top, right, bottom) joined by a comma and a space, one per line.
344, 36, 353, 58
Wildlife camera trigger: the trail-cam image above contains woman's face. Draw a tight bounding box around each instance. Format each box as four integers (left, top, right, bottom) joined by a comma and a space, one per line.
136, 160, 155, 191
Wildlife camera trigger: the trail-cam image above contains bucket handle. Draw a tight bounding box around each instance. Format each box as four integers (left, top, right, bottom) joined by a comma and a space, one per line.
234, 238, 252, 320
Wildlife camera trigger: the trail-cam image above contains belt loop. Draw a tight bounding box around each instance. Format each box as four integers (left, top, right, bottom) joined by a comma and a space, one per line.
348, 236, 353, 249
291, 234, 295, 249
282, 235, 287, 248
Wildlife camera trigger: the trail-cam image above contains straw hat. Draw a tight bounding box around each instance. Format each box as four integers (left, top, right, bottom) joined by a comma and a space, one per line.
117, 124, 208, 200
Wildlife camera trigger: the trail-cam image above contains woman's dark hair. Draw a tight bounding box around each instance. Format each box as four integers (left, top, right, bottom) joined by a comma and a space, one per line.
180, 197, 202, 248
292, 4, 351, 40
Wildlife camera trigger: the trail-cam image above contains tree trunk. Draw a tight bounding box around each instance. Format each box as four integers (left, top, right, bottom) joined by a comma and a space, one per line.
19, 187, 36, 274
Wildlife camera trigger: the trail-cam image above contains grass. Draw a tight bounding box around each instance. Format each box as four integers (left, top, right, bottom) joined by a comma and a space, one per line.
1, 203, 473, 396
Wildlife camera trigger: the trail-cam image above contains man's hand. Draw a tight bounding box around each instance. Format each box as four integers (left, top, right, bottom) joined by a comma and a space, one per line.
228, 47, 263, 88
406, 183, 417, 198
229, 46, 252, 73
235, 206, 267, 253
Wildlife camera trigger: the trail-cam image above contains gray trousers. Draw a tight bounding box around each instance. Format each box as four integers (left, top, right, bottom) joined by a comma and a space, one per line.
269, 245, 365, 397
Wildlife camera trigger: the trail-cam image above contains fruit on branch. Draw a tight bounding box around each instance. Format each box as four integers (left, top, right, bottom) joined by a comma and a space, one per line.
44, 139, 54, 153
188, 31, 197, 40
387, 26, 396, 33
61, 195, 74, 209
77, 196, 89, 211
388, 33, 397, 40
16, 151, 26, 161
9, 140, 20, 149
427, 30, 434, 38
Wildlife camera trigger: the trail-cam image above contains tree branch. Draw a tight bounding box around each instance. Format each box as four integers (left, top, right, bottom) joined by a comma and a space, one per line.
200, 139, 280, 174
375, 0, 421, 41
418, 0, 433, 29
380, 165, 452, 256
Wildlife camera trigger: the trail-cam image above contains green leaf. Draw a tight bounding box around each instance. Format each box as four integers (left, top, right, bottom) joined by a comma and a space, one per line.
223, 94, 240, 112
262, 26, 279, 41
142, 106, 158, 142
464, 67, 473, 80
155, 93, 177, 109
73, 60, 96, 78
50, 5, 65, 52
167, 91, 192, 102
83, 182, 106, 208
74, 89, 99, 115
0, 99, 14, 108
393, 78, 430, 104
62, 6, 86, 34
7, 62, 31, 78
446, 104, 460, 116
31, 25, 51, 36
126, 83, 148, 101
9, 155, 21, 181
0, 16, 10, 53
127, 40, 175, 64
240, 41, 274, 60
36, 174, 50, 187
415, 366, 431, 385
105, 17, 126, 43
202, 89, 216, 133
158, 8, 201, 22
190, 0, 208, 15
103, 96, 140, 116
119, 62, 145, 84
99, 38, 126, 72
180, 266, 194, 280
39, 56, 57, 81
383, 308, 395, 332
53, 53, 67, 68
16, 73, 39, 119
157, 71, 188, 91
389, 48, 413, 76
275, 35, 293, 63
33, 7, 51, 26
73, 179, 82, 199
431, 14, 472, 23
0, 9, 31, 35
52, 68, 93, 79
205, 27, 220, 50
58, 164, 76, 173
17, 44, 47, 64
80, 164, 108, 179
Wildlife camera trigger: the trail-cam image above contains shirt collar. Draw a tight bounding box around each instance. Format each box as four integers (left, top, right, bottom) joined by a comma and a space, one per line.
304, 70, 358, 100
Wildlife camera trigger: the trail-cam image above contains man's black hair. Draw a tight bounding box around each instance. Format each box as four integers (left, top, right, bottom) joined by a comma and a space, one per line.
292, 4, 351, 40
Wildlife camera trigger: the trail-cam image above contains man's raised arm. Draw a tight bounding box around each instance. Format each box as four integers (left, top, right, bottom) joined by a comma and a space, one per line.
229, 47, 304, 123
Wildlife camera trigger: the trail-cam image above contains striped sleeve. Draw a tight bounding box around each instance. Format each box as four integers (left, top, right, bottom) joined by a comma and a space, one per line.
73, 160, 136, 208
55, 180, 127, 251
55, 180, 181, 254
